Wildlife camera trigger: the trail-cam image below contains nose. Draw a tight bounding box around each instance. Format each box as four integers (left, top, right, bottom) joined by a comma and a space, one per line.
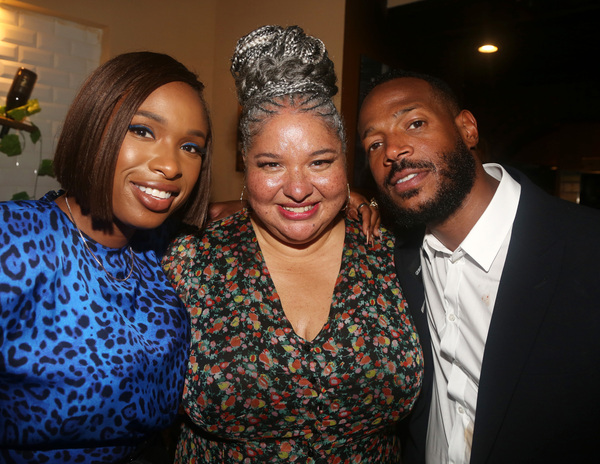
282, 168, 313, 202
383, 139, 413, 166
148, 144, 182, 180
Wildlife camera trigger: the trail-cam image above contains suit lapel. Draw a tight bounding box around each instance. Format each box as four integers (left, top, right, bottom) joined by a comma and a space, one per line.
470, 172, 567, 463
394, 228, 433, 462
394, 227, 428, 345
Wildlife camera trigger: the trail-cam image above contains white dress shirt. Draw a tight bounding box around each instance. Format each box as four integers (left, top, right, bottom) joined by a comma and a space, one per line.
422, 164, 521, 464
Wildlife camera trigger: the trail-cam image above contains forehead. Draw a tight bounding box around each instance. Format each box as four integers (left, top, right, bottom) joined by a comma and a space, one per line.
141, 81, 201, 109
359, 78, 444, 128
255, 109, 341, 145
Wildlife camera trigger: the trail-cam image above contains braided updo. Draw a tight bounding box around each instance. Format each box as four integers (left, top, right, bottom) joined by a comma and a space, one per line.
231, 25, 346, 155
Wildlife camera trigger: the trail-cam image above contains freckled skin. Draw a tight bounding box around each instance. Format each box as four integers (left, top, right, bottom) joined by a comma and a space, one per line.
245, 109, 348, 246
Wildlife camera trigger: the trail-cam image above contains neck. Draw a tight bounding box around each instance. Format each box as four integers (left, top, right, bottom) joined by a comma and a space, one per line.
428, 167, 499, 251
57, 194, 131, 249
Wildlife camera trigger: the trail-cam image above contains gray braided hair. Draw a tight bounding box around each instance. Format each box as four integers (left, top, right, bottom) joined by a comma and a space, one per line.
231, 25, 346, 155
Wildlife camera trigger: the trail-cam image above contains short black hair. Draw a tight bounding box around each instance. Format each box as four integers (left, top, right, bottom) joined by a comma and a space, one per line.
365, 69, 462, 117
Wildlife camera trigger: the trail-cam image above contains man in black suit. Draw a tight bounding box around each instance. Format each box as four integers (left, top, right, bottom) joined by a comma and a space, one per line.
357, 71, 600, 463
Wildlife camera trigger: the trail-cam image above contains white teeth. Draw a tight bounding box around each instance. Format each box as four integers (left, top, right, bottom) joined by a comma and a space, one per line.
396, 173, 418, 184
282, 205, 313, 213
136, 185, 172, 199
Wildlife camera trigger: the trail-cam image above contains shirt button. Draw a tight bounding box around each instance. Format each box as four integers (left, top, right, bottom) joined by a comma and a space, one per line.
448, 314, 456, 322
458, 406, 465, 414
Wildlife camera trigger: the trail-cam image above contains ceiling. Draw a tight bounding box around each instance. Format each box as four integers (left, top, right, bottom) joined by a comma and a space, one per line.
383, 0, 600, 173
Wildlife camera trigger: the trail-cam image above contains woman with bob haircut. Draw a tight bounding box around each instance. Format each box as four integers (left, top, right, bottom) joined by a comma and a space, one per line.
0, 51, 212, 464
54, 51, 211, 228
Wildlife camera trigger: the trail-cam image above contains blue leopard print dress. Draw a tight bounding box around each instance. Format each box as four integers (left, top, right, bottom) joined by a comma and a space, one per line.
163, 210, 423, 463
0, 191, 190, 464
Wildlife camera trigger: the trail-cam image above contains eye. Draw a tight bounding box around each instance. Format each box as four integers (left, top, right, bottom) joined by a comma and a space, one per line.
181, 142, 207, 158
257, 161, 280, 169
366, 141, 382, 154
128, 124, 154, 139
311, 158, 333, 167
408, 120, 425, 129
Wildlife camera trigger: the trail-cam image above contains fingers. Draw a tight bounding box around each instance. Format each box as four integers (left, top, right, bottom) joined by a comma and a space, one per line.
359, 201, 380, 245
368, 198, 381, 239
347, 191, 380, 245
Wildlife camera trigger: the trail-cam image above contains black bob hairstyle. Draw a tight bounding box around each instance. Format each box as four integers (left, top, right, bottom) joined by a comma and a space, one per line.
53, 51, 212, 229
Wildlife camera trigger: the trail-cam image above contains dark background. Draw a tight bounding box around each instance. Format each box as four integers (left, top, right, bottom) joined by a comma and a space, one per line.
352, 0, 600, 205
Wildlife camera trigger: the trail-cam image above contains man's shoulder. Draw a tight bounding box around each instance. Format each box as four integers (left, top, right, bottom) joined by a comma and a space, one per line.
509, 166, 600, 228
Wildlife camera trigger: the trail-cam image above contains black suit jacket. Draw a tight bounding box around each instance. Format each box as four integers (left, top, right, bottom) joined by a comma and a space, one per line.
395, 168, 600, 463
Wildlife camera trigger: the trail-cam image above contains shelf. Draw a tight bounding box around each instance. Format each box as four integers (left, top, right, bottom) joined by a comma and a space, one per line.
0, 115, 36, 134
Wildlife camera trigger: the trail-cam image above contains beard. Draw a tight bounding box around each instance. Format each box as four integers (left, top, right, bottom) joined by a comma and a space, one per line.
377, 137, 476, 230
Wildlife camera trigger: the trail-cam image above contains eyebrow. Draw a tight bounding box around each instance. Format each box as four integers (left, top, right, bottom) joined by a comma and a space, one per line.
253, 148, 340, 159
135, 110, 207, 139
311, 148, 340, 156
360, 104, 419, 140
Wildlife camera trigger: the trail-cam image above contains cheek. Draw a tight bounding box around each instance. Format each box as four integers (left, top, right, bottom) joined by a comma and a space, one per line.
183, 157, 203, 186
114, 139, 139, 171
317, 166, 347, 191
246, 172, 282, 199
368, 159, 387, 182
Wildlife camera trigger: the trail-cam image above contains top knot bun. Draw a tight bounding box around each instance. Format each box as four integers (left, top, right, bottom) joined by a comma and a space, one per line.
231, 25, 338, 107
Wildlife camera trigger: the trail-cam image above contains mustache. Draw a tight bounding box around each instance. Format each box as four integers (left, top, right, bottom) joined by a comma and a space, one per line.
385, 158, 436, 186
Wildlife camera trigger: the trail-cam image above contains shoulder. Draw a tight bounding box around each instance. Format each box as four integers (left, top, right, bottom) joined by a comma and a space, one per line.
1, 194, 67, 306
344, 218, 398, 274
163, 210, 254, 279
1, 194, 66, 242
345, 217, 396, 251
511, 168, 600, 235
168, 210, 252, 253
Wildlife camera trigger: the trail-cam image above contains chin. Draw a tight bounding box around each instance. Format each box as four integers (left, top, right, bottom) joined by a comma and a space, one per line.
276, 229, 320, 245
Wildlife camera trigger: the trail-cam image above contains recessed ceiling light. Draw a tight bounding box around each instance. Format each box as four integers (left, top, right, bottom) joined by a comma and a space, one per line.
478, 44, 499, 53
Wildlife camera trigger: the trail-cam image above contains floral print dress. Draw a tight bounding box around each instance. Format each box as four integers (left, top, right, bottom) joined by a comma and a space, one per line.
163, 210, 423, 463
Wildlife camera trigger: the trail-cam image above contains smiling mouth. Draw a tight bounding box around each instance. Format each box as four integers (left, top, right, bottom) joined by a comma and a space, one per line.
281, 205, 315, 213
395, 173, 418, 185
135, 184, 173, 199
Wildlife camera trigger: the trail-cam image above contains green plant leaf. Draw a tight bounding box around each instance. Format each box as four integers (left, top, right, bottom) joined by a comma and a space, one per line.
38, 159, 55, 177
11, 191, 30, 200
0, 133, 22, 156
25, 99, 41, 116
30, 123, 41, 143
6, 107, 27, 121
5, 99, 41, 121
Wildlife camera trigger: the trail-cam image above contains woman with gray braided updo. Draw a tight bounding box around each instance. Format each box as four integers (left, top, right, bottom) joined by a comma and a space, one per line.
231, 25, 345, 155
163, 25, 423, 463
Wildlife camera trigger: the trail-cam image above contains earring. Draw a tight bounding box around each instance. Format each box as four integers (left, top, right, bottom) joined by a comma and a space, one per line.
343, 183, 351, 212
240, 185, 247, 208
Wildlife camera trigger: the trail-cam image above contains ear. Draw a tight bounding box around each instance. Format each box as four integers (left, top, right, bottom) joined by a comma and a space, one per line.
455, 110, 479, 149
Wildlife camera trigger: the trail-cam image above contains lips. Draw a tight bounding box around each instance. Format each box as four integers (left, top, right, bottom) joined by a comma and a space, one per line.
385, 158, 436, 195
395, 172, 418, 185
131, 182, 179, 212
281, 205, 314, 213
278, 203, 318, 219
135, 184, 173, 199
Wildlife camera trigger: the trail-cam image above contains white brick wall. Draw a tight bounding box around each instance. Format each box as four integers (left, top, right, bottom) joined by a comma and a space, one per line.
0, 5, 102, 201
